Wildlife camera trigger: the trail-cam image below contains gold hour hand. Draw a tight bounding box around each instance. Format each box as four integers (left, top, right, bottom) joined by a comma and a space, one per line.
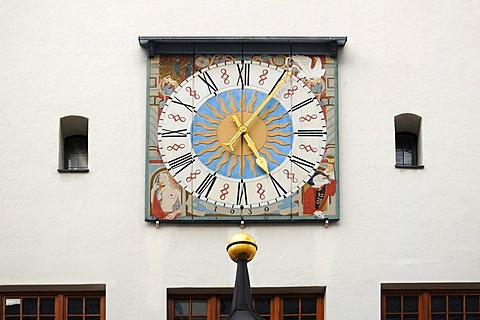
222, 114, 245, 151
242, 131, 269, 174
222, 127, 242, 151
230, 114, 269, 174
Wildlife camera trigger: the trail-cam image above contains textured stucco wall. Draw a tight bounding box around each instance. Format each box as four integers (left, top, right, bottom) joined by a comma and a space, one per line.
1, 1, 480, 319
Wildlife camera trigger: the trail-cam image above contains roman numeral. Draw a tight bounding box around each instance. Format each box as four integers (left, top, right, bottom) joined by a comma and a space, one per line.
291, 97, 315, 112
197, 72, 218, 95
195, 173, 217, 198
268, 70, 287, 95
170, 97, 195, 112
236, 61, 250, 89
236, 180, 248, 206
294, 129, 326, 137
290, 155, 316, 173
269, 174, 287, 197
167, 153, 196, 175
160, 128, 189, 138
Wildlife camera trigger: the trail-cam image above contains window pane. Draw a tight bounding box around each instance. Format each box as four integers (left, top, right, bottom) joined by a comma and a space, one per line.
403, 296, 418, 313
395, 132, 417, 166
448, 315, 463, 320
40, 298, 55, 314
432, 295, 447, 312
449, 295, 464, 312
467, 295, 480, 312
404, 150, 413, 166
68, 317, 83, 320
174, 300, 189, 315
5, 298, 21, 315
431, 315, 446, 320
396, 149, 404, 165
386, 316, 401, 320
466, 315, 480, 320
192, 299, 207, 315
23, 298, 38, 315
220, 298, 232, 314
86, 317, 101, 320
86, 297, 101, 314
68, 298, 84, 314
404, 316, 418, 320
386, 295, 401, 313
169, 291, 323, 319
283, 298, 299, 314
40, 317, 55, 320
255, 298, 270, 314
301, 297, 316, 314
22, 317, 37, 320
65, 136, 88, 169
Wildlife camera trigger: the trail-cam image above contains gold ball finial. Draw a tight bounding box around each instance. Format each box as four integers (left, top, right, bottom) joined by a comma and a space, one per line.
226, 232, 258, 262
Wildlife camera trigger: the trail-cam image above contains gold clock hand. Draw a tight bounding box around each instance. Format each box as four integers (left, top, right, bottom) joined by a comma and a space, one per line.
230, 114, 269, 174
243, 132, 270, 174
231, 113, 242, 127
222, 114, 244, 151
223, 70, 293, 150
243, 70, 293, 128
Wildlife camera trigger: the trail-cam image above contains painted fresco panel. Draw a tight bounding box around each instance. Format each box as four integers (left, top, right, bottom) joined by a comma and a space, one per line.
146, 53, 339, 222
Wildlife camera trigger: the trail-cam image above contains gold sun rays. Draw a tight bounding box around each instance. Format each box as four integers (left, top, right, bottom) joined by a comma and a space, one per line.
193, 90, 292, 178
197, 112, 221, 125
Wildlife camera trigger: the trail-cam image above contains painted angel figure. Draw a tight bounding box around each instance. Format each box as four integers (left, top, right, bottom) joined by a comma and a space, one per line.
289, 55, 326, 99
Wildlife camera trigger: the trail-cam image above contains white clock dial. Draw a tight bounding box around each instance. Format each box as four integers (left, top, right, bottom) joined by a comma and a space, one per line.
158, 60, 326, 209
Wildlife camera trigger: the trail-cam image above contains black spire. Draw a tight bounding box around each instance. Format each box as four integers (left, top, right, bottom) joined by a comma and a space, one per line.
225, 259, 263, 320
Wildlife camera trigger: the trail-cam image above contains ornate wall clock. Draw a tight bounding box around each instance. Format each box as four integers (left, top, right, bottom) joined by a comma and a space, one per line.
139, 37, 346, 223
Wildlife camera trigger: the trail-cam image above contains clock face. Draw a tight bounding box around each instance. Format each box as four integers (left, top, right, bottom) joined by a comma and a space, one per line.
158, 60, 326, 209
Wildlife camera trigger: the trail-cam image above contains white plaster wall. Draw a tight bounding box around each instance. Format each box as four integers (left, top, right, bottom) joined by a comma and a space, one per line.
1, 0, 480, 319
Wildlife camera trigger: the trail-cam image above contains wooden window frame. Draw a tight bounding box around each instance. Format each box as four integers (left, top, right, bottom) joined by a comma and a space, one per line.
0, 285, 105, 320
167, 287, 325, 320
382, 283, 480, 320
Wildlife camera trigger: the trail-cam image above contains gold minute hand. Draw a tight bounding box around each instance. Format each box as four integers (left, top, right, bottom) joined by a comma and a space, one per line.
223, 70, 293, 150
243, 69, 293, 128
231, 114, 269, 174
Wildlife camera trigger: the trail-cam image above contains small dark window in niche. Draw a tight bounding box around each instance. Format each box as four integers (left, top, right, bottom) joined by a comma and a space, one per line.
396, 132, 418, 166
394, 113, 423, 168
64, 135, 88, 170
59, 115, 89, 172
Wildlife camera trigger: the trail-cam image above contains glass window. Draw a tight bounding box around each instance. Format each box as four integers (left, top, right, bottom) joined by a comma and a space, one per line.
394, 113, 422, 168
64, 135, 88, 170
382, 284, 480, 320
1, 288, 104, 320
59, 116, 89, 172
396, 132, 418, 166
169, 288, 324, 320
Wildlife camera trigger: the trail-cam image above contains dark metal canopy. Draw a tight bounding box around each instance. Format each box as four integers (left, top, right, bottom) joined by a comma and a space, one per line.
138, 36, 347, 58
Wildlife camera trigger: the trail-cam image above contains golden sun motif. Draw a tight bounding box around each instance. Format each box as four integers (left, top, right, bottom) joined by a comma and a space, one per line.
192, 89, 293, 179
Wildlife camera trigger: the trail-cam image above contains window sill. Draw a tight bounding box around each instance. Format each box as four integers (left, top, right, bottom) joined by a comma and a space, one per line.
57, 169, 89, 173
395, 165, 424, 169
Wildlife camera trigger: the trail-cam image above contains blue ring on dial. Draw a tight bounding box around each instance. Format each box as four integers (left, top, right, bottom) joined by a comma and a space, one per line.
191, 88, 293, 180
